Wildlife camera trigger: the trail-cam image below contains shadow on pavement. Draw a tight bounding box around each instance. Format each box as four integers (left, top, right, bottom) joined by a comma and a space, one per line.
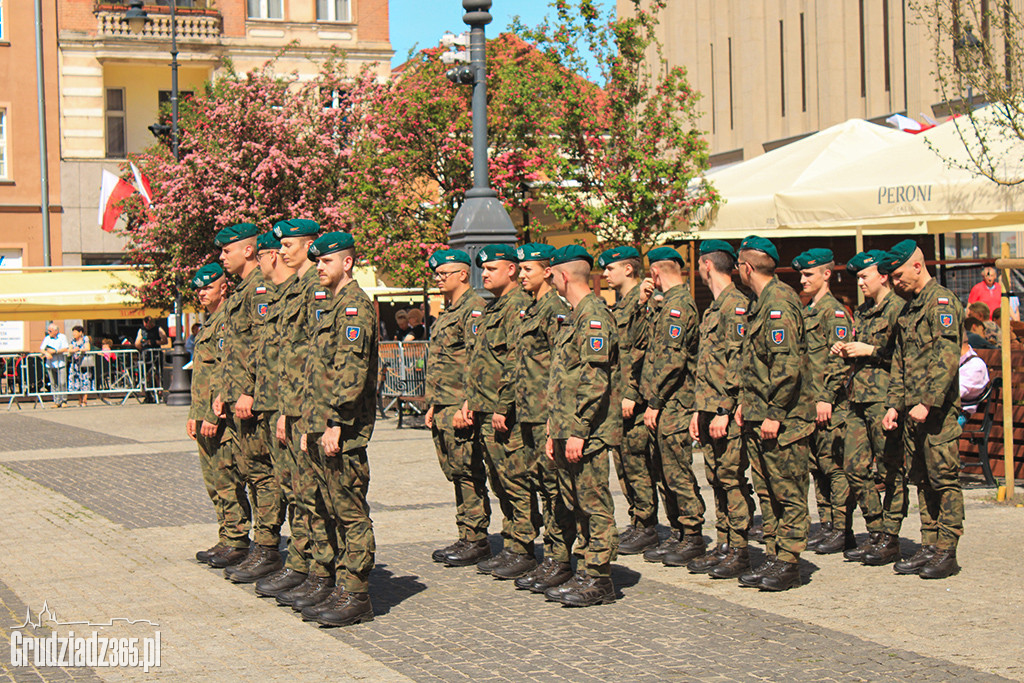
368, 563, 427, 616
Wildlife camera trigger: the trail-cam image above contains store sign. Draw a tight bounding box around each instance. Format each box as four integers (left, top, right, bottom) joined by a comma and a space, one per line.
0, 249, 25, 352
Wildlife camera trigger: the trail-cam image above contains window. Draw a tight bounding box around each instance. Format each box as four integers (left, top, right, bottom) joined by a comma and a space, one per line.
727, 37, 734, 130
247, 0, 282, 19
317, 0, 350, 22
800, 13, 807, 112
779, 20, 786, 117
105, 88, 126, 159
0, 0, 5, 41
883, 0, 891, 92
0, 108, 8, 178
859, 0, 867, 97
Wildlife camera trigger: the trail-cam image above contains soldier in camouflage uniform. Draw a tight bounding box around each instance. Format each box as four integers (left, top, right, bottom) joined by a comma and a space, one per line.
211, 223, 285, 582
792, 248, 855, 555
188, 263, 252, 568
639, 247, 706, 568
832, 250, 907, 566
734, 236, 813, 591
508, 243, 576, 591
881, 240, 965, 580
686, 240, 756, 578
424, 249, 492, 568
544, 245, 621, 607
462, 244, 536, 578
598, 246, 659, 555
298, 232, 379, 627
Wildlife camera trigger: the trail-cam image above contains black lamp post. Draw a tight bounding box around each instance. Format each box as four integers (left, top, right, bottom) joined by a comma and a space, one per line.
955, 23, 983, 110
446, 0, 518, 291
129, 0, 191, 406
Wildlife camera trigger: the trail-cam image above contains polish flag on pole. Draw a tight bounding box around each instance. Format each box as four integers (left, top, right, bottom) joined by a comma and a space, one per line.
97, 170, 136, 233
130, 162, 153, 207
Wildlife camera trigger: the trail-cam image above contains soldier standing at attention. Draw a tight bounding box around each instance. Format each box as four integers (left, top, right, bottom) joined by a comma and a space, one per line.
544, 245, 621, 607
461, 245, 536, 578
880, 239, 965, 580
212, 223, 285, 582
509, 243, 576, 591
298, 232, 379, 627
188, 263, 252, 569
734, 236, 813, 591
792, 249, 855, 555
598, 246, 659, 555
640, 247, 706, 568
832, 250, 907, 566
424, 249, 492, 568
687, 240, 756, 578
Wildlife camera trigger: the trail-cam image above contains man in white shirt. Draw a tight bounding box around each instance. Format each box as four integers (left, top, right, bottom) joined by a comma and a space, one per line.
959, 342, 991, 418
39, 323, 70, 407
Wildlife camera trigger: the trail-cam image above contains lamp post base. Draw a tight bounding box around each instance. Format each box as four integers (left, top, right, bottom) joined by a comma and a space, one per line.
449, 192, 518, 293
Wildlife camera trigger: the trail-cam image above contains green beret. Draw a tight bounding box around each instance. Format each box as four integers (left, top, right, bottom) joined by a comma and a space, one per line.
698, 240, 737, 259
596, 246, 641, 268
257, 231, 282, 252
550, 245, 594, 267
427, 249, 471, 270
739, 235, 779, 264
272, 218, 320, 239
189, 263, 224, 290
515, 243, 556, 262
214, 223, 258, 248
846, 250, 887, 274
876, 239, 919, 275
475, 244, 519, 266
307, 231, 355, 261
791, 248, 835, 271
646, 246, 685, 266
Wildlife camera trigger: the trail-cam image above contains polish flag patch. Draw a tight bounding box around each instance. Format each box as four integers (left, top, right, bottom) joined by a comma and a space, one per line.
669, 309, 681, 318
770, 310, 782, 319
589, 320, 602, 329
937, 297, 949, 305
255, 286, 267, 294
471, 310, 483, 318
314, 291, 327, 300
345, 307, 358, 316
835, 310, 846, 318
735, 308, 746, 315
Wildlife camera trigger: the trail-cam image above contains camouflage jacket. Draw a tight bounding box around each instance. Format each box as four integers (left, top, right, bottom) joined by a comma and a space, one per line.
886, 278, 964, 412
301, 280, 378, 447
694, 282, 749, 414
277, 267, 333, 418
253, 276, 294, 413
547, 292, 621, 446
847, 290, 903, 404
611, 284, 649, 405
804, 290, 851, 411
514, 288, 569, 424
738, 277, 814, 440
189, 306, 227, 423
467, 286, 532, 415
213, 268, 274, 404
640, 283, 699, 415
425, 287, 486, 407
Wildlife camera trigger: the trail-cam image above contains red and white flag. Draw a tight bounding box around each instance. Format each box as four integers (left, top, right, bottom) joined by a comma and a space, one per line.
97, 170, 136, 233
130, 162, 153, 207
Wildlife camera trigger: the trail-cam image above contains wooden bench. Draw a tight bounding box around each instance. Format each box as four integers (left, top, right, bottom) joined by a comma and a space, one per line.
959, 348, 1024, 484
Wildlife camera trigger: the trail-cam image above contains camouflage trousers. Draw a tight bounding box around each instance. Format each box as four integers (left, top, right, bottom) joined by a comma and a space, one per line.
612, 411, 658, 528
653, 422, 706, 536
696, 413, 754, 548
522, 421, 576, 563
551, 439, 618, 578
307, 435, 376, 592
744, 425, 811, 564
904, 407, 965, 550
261, 411, 310, 573
196, 426, 250, 548
232, 415, 284, 547
844, 402, 908, 535
475, 414, 535, 555
431, 404, 490, 543
809, 421, 854, 531
286, 416, 337, 579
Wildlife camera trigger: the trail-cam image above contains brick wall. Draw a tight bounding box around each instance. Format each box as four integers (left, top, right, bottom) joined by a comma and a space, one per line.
357, 0, 389, 43
57, 0, 99, 35
216, 0, 245, 38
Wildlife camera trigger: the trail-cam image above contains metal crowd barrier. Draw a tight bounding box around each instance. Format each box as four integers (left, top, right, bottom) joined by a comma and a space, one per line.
378, 341, 428, 428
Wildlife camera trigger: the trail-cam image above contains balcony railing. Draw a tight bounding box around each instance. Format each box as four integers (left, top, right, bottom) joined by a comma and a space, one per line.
97, 9, 222, 42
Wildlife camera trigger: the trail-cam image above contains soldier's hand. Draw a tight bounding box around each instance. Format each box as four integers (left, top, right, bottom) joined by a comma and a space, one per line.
213, 394, 226, 418
709, 414, 730, 440
300, 433, 308, 453
816, 402, 833, 425
186, 419, 197, 440
565, 436, 585, 463
638, 278, 655, 304
235, 394, 255, 420
425, 406, 434, 429
460, 401, 473, 427
644, 407, 660, 431
545, 437, 555, 461
452, 409, 466, 430
734, 404, 743, 427
200, 419, 218, 438
830, 341, 847, 356
688, 412, 700, 442
622, 398, 636, 419
908, 403, 930, 424
276, 414, 288, 444
760, 418, 780, 440
492, 413, 508, 432
841, 342, 875, 358
321, 426, 342, 457
882, 408, 899, 431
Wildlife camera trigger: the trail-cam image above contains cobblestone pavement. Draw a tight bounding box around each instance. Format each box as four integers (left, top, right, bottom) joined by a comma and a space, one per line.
0, 405, 1022, 681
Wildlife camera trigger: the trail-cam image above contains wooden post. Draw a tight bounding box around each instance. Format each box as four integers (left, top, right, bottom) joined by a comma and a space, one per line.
855, 228, 865, 306
688, 242, 696, 293
996, 243, 1017, 502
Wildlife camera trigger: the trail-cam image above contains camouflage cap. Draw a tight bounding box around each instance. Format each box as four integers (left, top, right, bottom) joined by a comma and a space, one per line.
475, 244, 519, 266
550, 244, 594, 267
272, 218, 320, 238
596, 246, 641, 268
189, 263, 225, 290
427, 248, 472, 271
307, 231, 355, 261
791, 248, 835, 271
516, 243, 557, 262
846, 249, 887, 274
876, 239, 919, 275
698, 240, 736, 259
738, 235, 779, 264
646, 246, 685, 266
213, 223, 258, 248
256, 231, 282, 252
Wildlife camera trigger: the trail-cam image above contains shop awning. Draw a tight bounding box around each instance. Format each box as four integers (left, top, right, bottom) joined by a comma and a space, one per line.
0, 267, 165, 321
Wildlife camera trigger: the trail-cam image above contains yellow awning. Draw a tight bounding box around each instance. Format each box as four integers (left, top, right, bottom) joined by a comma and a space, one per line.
0, 268, 165, 321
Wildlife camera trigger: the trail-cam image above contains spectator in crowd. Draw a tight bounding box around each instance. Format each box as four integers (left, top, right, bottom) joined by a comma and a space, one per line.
68, 325, 94, 407
964, 317, 996, 349
967, 301, 990, 323
403, 308, 426, 341
39, 323, 69, 408
393, 308, 410, 341
959, 340, 991, 425
98, 339, 116, 391
135, 316, 168, 350
986, 308, 1002, 346
185, 323, 201, 360
968, 266, 1001, 319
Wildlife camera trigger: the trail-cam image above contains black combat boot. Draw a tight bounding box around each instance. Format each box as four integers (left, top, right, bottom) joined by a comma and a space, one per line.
208, 544, 249, 569
255, 568, 308, 597
814, 527, 855, 555
662, 534, 707, 567
544, 570, 587, 602
196, 542, 227, 565
443, 539, 491, 567
316, 591, 374, 627
433, 539, 466, 563
291, 575, 335, 612
893, 545, 938, 575
492, 551, 538, 580
618, 525, 659, 555
515, 558, 553, 590
300, 585, 345, 621
642, 529, 681, 563
530, 561, 574, 593
844, 531, 884, 562
276, 573, 319, 606
806, 522, 833, 549
919, 548, 959, 579
618, 525, 637, 547
222, 544, 261, 578
759, 560, 801, 591
474, 547, 513, 574
687, 543, 729, 573
559, 575, 617, 607
709, 547, 750, 579
738, 555, 777, 587
226, 545, 284, 583
862, 533, 901, 566
748, 523, 765, 545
